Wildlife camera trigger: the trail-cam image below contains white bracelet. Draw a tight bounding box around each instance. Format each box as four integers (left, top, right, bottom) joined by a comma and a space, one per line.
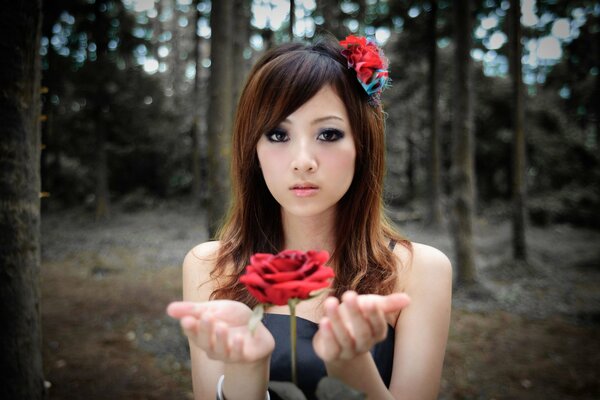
216, 375, 270, 400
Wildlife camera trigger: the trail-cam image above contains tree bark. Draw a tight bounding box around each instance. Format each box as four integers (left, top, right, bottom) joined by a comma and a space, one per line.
289, 0, 295, 40
451, 0, 477, 286
95, 122, 110, 220
191, 0, 203, 205
207, 0, 234, 237
0, 1, 46, 398
509, 0, 527, 261
232, 0, 250, 113
427, 0, 444, 227
406, 114, 415, 202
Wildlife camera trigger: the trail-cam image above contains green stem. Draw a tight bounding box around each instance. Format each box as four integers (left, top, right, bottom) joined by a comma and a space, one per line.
289, 300, 298, 386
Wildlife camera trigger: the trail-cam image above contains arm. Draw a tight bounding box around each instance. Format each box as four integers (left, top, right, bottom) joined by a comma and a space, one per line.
388, 243, 453, 399
313, 292, 411, 399
168, 242, 274, 400
312, 243, 452, 400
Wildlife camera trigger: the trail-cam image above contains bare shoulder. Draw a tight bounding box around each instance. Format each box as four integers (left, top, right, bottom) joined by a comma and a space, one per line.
182, 241, 222, 302
393, 242, 452, 293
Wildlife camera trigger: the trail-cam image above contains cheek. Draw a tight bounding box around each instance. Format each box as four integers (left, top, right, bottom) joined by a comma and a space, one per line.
257, 146, 285, 183
322, 146, 356, 180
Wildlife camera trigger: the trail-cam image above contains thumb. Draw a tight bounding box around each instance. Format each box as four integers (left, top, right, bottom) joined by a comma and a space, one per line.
379, 293, 411, 313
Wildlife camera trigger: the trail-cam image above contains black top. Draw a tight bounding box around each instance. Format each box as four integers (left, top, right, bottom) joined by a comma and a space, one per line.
263, 313, 395, 400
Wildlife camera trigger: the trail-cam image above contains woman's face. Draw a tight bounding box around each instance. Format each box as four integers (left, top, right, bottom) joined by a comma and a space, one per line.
256, 85, 356, 219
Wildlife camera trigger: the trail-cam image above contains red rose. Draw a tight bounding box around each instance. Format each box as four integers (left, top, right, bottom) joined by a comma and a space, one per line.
240, 250, 334, 306
340, 35, 387, 84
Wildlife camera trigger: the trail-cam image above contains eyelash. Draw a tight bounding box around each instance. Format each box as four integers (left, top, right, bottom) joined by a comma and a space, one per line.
265, 128, 345, 143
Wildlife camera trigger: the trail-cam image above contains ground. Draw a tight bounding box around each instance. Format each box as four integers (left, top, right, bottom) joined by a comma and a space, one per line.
40, 200, 600, 399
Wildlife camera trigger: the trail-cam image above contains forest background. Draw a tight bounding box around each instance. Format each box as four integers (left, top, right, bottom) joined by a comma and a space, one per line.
1, 0, 599, 399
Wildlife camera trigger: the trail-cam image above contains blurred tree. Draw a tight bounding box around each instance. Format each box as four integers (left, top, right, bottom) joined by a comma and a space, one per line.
233, 0, 251, 110
289, 0, 295, 39
207, 0, 234, 237
190, 0, 204, 205
40, 1, 196, 210
41, 0, 147, 217
451, 0, 477, 286
0, 0, 45, 397
426, 0, 443, 227
508, 0, 527, 261
317, 0, 346, 38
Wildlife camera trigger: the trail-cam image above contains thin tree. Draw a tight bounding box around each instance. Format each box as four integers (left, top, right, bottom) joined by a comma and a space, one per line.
207, 0, 234, 237
289, 0, 295, 40
0, 0, 46, 398
317, 0, 345, 38
509, 0, 527, 261
232, 0, 251, 112
427, 0, 444, 227
191, 0, 203, 205
450, 0, 477, 286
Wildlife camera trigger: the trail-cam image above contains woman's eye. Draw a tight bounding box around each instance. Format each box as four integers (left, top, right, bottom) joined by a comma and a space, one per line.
266, 129, 289, 142
317, 128, 344, 142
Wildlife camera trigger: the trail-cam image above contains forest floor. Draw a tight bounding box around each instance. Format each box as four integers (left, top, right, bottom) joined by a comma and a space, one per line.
40, 199, 600, 399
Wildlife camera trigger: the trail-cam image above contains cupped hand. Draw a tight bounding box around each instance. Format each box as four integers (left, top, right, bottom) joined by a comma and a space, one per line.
313, 291, 410, 362
167, 300, 275, 364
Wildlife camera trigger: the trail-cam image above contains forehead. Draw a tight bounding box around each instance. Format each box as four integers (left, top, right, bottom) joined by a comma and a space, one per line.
282, 85, 349, 124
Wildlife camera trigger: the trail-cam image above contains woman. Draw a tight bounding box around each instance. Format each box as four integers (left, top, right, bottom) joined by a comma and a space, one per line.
167, 36, 452, 400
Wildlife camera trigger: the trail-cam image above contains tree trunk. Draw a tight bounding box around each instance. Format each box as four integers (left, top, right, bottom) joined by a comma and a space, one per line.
317, 0, 345, 38
451, 0, 477, 286
191, 0, 203, 205
509, 0, 527, 261
406, 115, 415, 202
232, 0, 250, 113
95, 124, 110, 219
0, 1, 46, 398
427, 0, 443, 227
207, 0, 234, 237
289, 0, 295, 40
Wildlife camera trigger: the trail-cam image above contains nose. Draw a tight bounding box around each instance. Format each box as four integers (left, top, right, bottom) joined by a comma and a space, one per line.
291, 142, 317, 173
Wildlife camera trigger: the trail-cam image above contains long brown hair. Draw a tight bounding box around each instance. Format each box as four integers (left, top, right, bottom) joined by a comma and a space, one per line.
210, 38, 410, 306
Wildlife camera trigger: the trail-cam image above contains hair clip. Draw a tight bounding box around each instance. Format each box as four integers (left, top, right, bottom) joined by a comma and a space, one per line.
339, 35, 390, 106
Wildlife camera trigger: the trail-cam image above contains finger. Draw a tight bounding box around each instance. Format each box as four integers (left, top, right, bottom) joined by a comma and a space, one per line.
230, 333, 244, 362
314, 318, 341, 362
167, 301, 212, 319
212, 322, 230, 359
380, 293, 411, 313
198, 313, 217, 356
180, 315, 199, 335
325, 297, 355, 352
358, 293, 411, 314
341, 292, 373, 353
167, 301, 198, 318
363, 300, 388, 342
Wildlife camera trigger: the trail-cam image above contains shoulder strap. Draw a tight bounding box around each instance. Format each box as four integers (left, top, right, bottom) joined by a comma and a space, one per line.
388, 239, 397, 251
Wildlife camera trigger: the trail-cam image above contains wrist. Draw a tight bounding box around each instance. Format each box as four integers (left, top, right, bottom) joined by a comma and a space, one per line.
325, 351, 373, 374
222, 356, 270, 400
224, 353, 271, 369
217, 375, 270, 400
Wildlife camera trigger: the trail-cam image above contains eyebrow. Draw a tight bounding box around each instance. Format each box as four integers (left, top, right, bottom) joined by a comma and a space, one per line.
282, 116, 344, 125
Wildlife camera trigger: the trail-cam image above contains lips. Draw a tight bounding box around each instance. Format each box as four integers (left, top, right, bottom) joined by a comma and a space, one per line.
290, 183, 319, 190
290, 183, 320, 197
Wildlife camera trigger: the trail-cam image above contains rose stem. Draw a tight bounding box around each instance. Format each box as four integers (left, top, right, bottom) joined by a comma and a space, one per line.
290, 301, 298, 386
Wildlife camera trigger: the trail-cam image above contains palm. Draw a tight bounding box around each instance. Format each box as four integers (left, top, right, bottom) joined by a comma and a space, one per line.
167, 300, 275, 362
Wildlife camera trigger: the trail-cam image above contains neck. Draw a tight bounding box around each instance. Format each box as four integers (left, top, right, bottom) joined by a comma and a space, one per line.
281, 209, 336, 254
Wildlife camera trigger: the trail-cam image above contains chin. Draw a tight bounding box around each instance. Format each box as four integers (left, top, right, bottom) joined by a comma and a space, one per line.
282, 203, 337, 219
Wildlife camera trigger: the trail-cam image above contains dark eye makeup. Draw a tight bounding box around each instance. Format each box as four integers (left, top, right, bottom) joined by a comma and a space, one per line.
264, 127, 345, 143
265, 128, 289, 142
317, 128, 345, 142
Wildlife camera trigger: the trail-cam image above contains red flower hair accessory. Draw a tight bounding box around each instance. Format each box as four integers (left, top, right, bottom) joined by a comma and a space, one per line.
340, 35, 390, 106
